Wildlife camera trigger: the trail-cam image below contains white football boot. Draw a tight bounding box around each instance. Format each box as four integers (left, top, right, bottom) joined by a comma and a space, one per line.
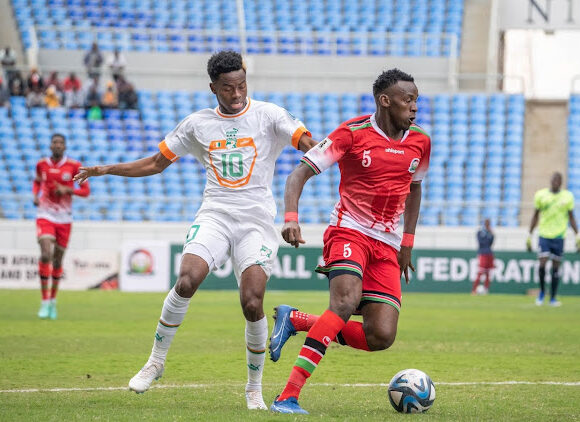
128, 362, 164, 393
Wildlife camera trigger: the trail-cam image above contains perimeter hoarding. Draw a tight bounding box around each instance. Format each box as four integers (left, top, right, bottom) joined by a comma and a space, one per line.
170, 245, 580, 295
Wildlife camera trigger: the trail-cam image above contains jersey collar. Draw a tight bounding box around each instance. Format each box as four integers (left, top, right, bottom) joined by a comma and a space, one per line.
215, 98, 251, 118
46, 156, 68, 167
370, 113, 409, 143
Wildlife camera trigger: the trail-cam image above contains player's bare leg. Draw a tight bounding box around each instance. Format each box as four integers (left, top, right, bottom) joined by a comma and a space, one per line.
49, 245, 66, 320
239, 265, 268, 410
360, 302, 398, 351
37, 237, 54, 319
129, 253, 208, 393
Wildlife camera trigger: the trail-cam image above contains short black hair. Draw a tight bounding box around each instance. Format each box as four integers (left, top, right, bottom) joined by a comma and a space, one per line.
207, 50, 245, 82
51, 133, 66, 142
372, 68, 414, 98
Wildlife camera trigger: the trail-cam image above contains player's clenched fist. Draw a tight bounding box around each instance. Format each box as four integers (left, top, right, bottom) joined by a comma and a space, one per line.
282, 221, 305, 248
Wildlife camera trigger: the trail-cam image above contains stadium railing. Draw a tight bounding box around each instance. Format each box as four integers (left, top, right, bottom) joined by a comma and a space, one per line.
28, 26, 459, 58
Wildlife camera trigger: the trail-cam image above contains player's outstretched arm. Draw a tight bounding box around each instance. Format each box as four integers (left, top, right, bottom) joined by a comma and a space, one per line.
74, 152, 172, 184
297, 133, 318, 153
282, 163, 315, 248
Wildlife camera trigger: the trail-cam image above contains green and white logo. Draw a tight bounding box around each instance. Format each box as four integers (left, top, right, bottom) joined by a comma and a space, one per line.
225, 128, 239, 149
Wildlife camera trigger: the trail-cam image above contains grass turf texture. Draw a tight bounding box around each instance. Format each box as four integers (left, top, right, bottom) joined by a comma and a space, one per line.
1, 290, 579, 421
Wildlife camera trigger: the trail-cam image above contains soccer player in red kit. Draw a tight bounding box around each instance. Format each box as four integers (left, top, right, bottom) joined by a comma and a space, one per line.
269, 69, 431, 414
33, 133, 90, 319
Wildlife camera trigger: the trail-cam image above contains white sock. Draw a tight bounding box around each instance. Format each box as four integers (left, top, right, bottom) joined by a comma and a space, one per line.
245, 316, 268, 392
148, 288, 191, 365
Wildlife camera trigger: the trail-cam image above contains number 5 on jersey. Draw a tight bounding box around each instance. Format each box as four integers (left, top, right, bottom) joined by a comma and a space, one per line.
343, 243, 352, 258
362, 150, 371, 167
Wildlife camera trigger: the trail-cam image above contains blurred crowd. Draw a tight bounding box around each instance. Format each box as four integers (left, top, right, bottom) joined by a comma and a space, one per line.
0, 43, 138, 118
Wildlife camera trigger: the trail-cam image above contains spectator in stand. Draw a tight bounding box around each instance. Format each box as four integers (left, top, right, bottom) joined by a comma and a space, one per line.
0, 77, 10, 108
107, 49, 126, 82
63, 72, 83, 108
117, 76, 138, 110
27, 68, 45, 94
85, 82, 101, 109
26, 68, 45, 107
45, 71, 63, 95
44, 85, 61, 108
8, 71, 25, 96
101, 81, 118, 109
84, 42, 103, 80
0, 46, 17, 82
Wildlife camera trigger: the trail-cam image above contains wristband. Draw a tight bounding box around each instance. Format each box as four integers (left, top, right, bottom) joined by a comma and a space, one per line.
284, 212, 299, 223
401, 233, 414, 248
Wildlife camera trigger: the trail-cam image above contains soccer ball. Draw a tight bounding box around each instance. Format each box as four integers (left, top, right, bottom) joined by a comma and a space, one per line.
475, 284, 488, 295
387, 368, 436, 413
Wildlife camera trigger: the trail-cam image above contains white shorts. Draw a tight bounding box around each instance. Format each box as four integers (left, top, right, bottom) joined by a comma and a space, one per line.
181, 210, 279, 285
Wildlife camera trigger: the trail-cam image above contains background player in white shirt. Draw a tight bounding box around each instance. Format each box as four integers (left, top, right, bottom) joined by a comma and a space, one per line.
75, 50, 317, 410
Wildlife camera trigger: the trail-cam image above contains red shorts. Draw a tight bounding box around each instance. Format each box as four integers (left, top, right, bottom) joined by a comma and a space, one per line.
315, 226, 402, 312
478, 253, 495, 270
36, 218, 72, 249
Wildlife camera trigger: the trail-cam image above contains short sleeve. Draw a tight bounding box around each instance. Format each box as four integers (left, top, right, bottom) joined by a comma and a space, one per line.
568, 192, 575, 211
271, 104, 311, 149
159, 116, 196, 162
412, 136, 431, 182
300, 124, 352, 174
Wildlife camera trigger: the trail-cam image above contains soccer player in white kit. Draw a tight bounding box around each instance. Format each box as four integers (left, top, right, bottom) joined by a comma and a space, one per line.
74, 51, 317, 409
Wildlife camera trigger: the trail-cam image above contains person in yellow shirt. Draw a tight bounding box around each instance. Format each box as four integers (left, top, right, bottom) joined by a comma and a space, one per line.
527, 172, 579, 306
44, 85, 61, 108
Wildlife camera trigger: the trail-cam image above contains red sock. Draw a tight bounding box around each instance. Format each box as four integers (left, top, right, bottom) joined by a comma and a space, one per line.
291, 310, 369, 351
337, 321, 370, 351
290, 310, 319, 331
484, 272, 490, 289
39, 262, 52, 300
279, 310, 345, 401
51, 267, 63, 299
472, 273, 482, 292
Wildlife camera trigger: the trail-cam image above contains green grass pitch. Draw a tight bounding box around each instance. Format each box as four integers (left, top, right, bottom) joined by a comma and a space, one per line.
1, 290, 579, 421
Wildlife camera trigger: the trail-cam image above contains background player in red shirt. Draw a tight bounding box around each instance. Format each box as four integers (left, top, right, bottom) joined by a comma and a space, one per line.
269, 69, 431, 414
33, 133, 90, 320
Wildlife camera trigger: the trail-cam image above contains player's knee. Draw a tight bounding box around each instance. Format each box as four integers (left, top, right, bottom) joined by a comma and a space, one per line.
174, 273, 199, 298
366, 328, 396, 351
241, 295, 263, 321
40, 252, 52, 263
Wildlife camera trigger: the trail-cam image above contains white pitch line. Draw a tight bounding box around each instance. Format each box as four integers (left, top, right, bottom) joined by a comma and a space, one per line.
1, 381, 579, 394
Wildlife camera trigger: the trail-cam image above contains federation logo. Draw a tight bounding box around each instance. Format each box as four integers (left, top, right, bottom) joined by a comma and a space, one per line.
408, 158, 420, 173
61, 172, 72, 181
128, 249, 154, 275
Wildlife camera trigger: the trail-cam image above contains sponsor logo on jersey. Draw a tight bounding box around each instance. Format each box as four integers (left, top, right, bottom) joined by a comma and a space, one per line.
385, 148, 404, 155
61, 172, 72, 181
408, 158, 420, 173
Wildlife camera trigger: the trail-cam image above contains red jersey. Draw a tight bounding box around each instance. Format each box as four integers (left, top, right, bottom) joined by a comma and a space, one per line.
301, 114, 430, 250
34, 156, 90, 223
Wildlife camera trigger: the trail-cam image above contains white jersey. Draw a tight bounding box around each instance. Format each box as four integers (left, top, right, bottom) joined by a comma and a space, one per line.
159, 98, 309, 220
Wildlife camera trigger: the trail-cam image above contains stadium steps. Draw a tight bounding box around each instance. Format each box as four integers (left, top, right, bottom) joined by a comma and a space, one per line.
520, 100, 569, 224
